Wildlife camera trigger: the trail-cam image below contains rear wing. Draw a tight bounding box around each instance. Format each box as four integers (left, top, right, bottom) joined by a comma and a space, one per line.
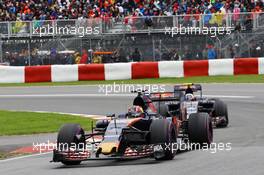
174, 83, 202, 92
148, 92, 182, 102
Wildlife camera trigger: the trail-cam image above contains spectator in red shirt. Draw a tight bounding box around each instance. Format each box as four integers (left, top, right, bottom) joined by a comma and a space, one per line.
80, 49, 88, 64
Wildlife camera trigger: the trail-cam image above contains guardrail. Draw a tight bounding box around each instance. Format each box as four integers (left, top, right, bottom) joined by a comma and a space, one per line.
0, 12, 263, 38
0, 58, 263, 83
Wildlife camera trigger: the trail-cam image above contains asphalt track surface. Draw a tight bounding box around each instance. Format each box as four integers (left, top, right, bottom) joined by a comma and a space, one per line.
0, 84, 264, 175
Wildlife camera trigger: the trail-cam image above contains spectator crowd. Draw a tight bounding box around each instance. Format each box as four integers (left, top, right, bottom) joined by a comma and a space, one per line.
3, 47, 145, 66
4, 40, 264, 66
0, 0, 263, 21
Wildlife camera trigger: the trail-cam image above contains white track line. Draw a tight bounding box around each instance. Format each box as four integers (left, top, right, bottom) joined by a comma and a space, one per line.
31, 111, 106, 119
0, 94, 134, 97
0, 93, 254, 99
203, 95, 254, 99
0, 151, 52, 163
3, 110, 106, 120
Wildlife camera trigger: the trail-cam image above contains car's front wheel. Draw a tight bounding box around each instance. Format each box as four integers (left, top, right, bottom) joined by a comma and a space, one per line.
150, 119, 177, 160
57, 124, 85, 165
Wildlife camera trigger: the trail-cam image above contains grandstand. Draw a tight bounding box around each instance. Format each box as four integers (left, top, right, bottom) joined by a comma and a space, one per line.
0, 0, 263, 65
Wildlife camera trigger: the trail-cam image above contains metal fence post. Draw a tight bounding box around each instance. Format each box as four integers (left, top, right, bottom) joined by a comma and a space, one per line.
159, 39, 162, 61
0, 36, 2, 62
28, 39, 31, 66
8, 21, 11, 39
199, 14, 202, 29
152, 36, 155, 61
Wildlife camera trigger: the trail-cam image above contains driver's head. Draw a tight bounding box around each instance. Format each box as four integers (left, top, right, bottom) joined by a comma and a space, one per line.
127, 105, 144, 118
185, 93, 195, 101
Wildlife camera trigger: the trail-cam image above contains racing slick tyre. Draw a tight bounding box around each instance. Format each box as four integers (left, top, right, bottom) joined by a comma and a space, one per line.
156, 102, 169, 117
213, 99, 229, 128
95, 119, 109, 130
188, 113, 213, 146
57, 124, 86, 165
150, 119, 177, 160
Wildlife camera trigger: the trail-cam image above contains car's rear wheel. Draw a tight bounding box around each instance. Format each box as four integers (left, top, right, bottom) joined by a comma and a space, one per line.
188, 113, 213, 145
156, 102, 169, 117
150, 119, 177, 160
213, 99, 229, 128
57, 124, 85, 165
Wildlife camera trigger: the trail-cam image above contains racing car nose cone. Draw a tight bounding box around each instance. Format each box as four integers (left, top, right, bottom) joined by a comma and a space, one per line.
99, 142, 118, 155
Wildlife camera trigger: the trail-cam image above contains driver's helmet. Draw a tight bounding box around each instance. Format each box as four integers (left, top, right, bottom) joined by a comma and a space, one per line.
127, 105, 144, 118
185, 93, 195, 101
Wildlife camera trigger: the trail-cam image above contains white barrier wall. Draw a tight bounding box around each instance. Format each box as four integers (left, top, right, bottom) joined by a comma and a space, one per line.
259, 57, 264, 75
104, 63, 132, 80
208, 59, 234, 76
158, 61, 184, 78
0, 66, 24, 83
51, 65, 79, 82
